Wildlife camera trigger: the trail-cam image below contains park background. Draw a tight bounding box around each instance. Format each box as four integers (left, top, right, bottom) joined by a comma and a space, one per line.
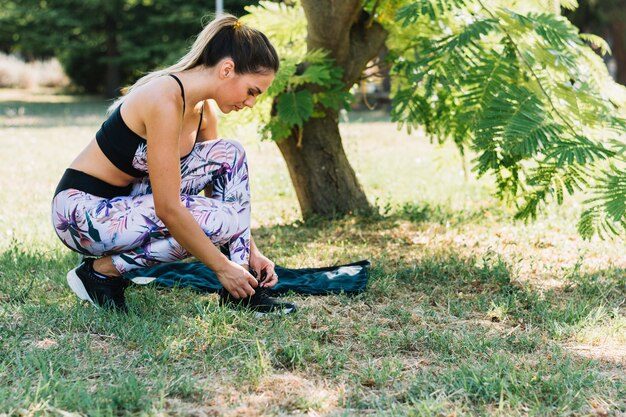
0, 0, 625, 416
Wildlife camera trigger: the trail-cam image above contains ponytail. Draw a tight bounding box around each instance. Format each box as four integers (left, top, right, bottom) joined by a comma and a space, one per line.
107, 14, 279, 114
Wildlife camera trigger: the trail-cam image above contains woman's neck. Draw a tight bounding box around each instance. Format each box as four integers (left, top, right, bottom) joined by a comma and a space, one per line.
175, 66, 217, 109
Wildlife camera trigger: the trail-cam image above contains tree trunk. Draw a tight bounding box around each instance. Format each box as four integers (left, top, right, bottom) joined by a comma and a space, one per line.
104, 13, 120, 98
276, 0, 388, 219
277, 111, 371, 218
609, 19, 626, 85
567, 0, 626, 85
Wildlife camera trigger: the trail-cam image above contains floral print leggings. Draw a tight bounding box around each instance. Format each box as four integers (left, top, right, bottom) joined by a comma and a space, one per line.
51, 139, 250, 274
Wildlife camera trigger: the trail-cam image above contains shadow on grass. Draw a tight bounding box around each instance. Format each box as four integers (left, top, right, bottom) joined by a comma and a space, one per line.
0, 217, 623, 415
0, 99, 108, 128
252, 200, 512, 244
252, 214, 624, 354
392, 200, 511, 226
1, 217, 622, 342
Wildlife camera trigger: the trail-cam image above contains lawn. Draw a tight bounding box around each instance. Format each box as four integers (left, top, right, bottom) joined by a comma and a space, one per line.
0, 89, 624, 416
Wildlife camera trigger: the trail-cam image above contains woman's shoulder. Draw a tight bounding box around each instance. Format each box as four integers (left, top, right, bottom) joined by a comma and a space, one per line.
118, 75, 183, 132
134, 75, 182, 109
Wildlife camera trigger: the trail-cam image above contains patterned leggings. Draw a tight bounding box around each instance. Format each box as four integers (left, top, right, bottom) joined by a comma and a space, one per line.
51, 139, 250, 274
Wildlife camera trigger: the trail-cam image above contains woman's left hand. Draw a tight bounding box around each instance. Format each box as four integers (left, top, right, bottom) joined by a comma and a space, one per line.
249, 251, 278, 288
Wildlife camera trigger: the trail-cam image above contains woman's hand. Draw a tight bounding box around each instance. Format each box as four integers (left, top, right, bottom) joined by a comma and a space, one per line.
250, 251, 279, 288
215, 260, 258, 298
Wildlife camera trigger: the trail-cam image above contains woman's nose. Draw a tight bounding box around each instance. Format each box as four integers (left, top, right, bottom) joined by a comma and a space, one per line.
244, 97, 256, 108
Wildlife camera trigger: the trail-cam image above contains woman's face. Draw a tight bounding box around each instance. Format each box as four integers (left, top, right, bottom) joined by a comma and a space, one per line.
214, 64, 275, 113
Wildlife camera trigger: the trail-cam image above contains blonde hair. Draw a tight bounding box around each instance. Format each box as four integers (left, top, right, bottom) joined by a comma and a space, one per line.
107, 14, 278, 115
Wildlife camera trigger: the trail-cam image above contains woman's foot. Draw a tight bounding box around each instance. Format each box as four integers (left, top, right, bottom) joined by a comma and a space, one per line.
93, 256, 122, 276
218, 286, 297, 317
66, 258, 130, 312
219, 268, 296, 317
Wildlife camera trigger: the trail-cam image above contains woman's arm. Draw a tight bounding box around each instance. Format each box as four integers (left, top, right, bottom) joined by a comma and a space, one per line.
201, 100, 219, 141
202, 100, 219, 197
250, 236, 261, 256
197, 99, 275, 287
144, 92, 257, 298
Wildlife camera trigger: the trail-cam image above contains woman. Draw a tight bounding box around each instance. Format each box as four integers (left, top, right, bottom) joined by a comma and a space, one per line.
51, 14, 295, 314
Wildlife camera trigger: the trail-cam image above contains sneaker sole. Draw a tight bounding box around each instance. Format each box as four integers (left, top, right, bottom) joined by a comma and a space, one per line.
253, 306, 297, 318
66, 267, 97, 307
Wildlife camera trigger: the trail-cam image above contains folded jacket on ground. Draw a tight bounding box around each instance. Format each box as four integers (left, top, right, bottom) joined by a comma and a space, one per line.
124, 259, 371, 296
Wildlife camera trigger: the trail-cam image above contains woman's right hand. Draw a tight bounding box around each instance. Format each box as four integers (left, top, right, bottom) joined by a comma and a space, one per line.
215, 260, 258, 299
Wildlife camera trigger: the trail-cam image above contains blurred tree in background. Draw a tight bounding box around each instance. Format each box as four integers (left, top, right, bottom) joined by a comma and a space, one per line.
1, 0, 624, 238
0, 0, 254, 97
565, 0, 626, 84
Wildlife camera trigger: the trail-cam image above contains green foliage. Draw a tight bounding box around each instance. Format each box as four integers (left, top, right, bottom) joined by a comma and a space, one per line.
578, 165, 626, 238
5, 0, 626, 238
244, 0, 626, 238
242, 1, 352, 142
276, 90, 314, 127
396, 0, 472, 21
0, 0, 57, 58
388, 0, 626, 238
0, 0, 253, 93
579, 33, 611, 56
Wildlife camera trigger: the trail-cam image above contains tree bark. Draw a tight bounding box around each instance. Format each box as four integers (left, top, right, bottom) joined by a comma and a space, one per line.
609, 19, 626, 85
276, 1, 388, 219
104, 12, 120, 98
276, 111, 371, 218
566, 0, 626, 85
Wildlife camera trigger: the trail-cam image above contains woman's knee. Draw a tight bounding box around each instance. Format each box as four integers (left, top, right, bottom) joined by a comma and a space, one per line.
194, 203, 241, 242
222, 139, 246, 159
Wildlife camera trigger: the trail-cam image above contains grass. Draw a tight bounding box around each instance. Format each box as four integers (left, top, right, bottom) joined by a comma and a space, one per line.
0, 88, 624, 416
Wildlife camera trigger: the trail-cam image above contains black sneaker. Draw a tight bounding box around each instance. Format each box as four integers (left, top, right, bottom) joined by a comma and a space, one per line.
219, 270, 297, 317
66, 258, 130, 312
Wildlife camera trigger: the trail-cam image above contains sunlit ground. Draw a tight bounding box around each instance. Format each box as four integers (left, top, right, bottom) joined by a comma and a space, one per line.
1, 89, 624, 416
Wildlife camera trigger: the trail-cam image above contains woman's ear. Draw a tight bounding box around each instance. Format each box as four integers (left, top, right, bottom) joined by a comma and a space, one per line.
219, 58, 236, 79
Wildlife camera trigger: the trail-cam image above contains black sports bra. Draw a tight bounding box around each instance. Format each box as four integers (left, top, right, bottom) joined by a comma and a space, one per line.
95, 73, 203, 177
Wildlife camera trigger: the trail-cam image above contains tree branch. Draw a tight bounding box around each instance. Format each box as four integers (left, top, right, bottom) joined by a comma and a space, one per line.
343, 14, 388, 86
301, 0, 362, 63
301, 1, 388, 88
